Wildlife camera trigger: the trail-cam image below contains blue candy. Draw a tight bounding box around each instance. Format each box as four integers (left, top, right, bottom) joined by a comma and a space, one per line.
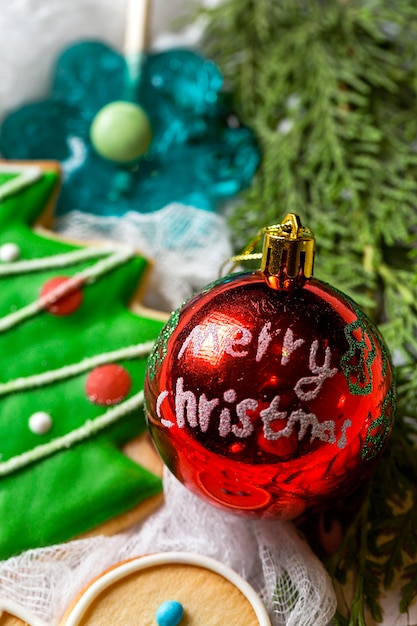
156, 599, 184, 626
0, 42, 260, 218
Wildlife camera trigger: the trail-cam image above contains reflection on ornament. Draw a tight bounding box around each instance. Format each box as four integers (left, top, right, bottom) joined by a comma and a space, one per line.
145, 214, 395, 519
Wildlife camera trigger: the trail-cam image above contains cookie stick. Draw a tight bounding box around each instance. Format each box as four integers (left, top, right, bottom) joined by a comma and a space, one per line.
124, 0, 152, 86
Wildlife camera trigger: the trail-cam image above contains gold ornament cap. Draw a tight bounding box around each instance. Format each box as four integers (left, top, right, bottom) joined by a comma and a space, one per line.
261, 213, 315, 288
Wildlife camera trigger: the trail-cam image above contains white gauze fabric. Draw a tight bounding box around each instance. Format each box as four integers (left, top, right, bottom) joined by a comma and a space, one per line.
0, 470, 337, 626
121, 470, 338, 626
56, 205, 234, 311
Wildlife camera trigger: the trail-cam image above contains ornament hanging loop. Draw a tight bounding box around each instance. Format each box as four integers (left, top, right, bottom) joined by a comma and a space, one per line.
219, 231, 264, 276
219, 213, 315, 287
261, 213, 315, 289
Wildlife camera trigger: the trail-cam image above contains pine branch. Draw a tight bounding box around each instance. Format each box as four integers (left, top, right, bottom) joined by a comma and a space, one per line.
199, 0, 417, 621
324, 379, 417, 622
400, 563, 417, 613
200, 0, 417, 305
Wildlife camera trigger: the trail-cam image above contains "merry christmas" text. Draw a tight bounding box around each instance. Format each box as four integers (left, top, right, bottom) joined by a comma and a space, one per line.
156, 378, 351, 448
155, 322, 352, 448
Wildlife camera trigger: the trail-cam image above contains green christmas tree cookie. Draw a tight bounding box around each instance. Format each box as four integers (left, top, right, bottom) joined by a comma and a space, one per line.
0, 162, 165, 559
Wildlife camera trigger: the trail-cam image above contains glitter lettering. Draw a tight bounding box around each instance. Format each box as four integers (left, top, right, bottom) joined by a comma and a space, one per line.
294, 340, 337, 400
161, 380, 350, 447
281, 328, 305, 365
337, 418, 352, 448
157, 324, 351, 447
224, 326, 252, 358
256, 322, 279, 362
178, 323, 220, 358
232, 399, 258, 437
175, 377, 197, 428
156, 390, 173, 428
198, 394, 219, 432
219, 408, 231, 437
260, 396, 288, 439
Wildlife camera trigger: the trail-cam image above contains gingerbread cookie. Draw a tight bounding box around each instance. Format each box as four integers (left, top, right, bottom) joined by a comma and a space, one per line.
0, 161, 165, 559
60, 552, 272, 626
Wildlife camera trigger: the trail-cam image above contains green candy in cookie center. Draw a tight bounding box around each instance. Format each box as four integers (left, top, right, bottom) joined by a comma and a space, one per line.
90, 101, 152, 163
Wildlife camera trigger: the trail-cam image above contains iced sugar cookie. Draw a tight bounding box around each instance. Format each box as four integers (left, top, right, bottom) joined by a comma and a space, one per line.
60, 552, 272, 626
0, 160, 165, 559
0, 599, 46, 626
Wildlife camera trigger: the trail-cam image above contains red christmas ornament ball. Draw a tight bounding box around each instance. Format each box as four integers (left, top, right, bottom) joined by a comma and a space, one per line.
144, 218, 395, 520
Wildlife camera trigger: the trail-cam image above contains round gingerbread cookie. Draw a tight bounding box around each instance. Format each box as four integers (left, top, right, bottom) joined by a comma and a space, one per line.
60, 552, 272, 626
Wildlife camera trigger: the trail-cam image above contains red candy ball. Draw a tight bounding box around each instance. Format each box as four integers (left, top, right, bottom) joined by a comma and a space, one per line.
144, 219, 395, 519
86, 364, 131, 406
40, 276, 83, 316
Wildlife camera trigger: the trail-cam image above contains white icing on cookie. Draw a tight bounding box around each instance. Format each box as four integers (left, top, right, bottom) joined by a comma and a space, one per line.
0, 341, 155, 398
0, 164, 42, 201
0, 597, 48, 626
0, 245, 135, 332
0, 243, 131, 276
62, 552, 272, 626
0, 235, 156, 476
0, 389, 145, 477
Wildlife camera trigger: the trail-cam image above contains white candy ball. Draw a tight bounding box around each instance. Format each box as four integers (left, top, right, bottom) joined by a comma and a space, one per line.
0, 242, 20, 262
29, 411, 53, 435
